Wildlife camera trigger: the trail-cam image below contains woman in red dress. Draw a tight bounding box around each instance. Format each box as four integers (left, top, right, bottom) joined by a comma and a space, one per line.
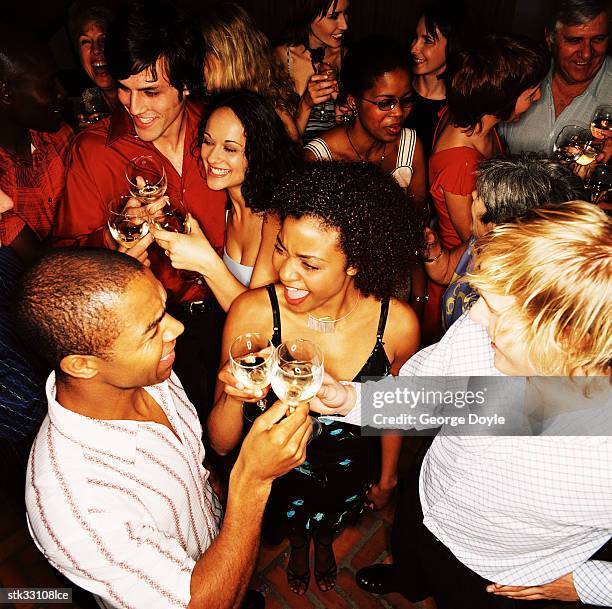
424, 34, 549, 344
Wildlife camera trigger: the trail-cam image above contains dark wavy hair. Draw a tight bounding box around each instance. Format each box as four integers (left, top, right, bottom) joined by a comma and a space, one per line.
279, 0, 340, 47
105, 0, 204, 98
197, 91, 303, 213
445, 34, 550, 133
272, 161, 421, 299
419, 0, 469, 59
340, 35, 411, 98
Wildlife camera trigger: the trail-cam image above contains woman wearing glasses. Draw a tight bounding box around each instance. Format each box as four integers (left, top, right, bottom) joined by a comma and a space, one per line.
305, 36, 427, 203
423, 34, 549, 344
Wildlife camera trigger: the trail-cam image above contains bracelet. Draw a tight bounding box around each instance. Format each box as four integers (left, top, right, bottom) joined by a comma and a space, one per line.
423, 249, 443, 264
413, 295, 429, 303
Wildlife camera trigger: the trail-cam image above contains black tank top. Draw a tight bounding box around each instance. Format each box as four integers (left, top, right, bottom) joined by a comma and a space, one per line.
266, 284, 391, 381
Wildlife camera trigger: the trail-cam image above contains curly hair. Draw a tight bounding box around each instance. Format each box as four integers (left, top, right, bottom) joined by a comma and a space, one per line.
197, 91, 303, 214
271, 161, 422, 299
201, 2, 298, 116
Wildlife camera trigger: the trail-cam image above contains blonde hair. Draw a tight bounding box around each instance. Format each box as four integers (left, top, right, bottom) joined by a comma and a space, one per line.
202, 2, 297, 115
467, 201, 611, 376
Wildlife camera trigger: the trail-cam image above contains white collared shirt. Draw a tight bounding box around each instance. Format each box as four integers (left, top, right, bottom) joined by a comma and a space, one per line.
339, 312, 612, 605
26, 372, 222, 609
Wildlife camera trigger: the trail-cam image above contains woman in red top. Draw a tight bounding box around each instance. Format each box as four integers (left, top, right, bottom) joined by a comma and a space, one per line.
424, 34, 549, 344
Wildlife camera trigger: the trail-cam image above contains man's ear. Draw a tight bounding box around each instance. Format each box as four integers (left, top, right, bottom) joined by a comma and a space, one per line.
59, 354, 101, 380
544, 27, 555, 50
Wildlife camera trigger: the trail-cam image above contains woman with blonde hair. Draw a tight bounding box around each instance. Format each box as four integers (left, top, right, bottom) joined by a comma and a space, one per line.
202, 2, 300, 140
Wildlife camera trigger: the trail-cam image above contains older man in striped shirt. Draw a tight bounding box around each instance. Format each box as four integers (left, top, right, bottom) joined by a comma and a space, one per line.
17, 248, 311, 609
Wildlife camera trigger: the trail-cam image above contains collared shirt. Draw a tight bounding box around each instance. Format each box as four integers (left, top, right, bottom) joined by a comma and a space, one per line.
53, 102, 227, 304
499, 56, 612, 155
0, 247, 48, 441
0, 123, 73, 245
342, 312, 612, 606
26, 372, 222, 609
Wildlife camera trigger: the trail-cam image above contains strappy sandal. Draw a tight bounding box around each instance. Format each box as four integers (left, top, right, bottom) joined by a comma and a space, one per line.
287, 537, 311, 595
313, 534, 337, 592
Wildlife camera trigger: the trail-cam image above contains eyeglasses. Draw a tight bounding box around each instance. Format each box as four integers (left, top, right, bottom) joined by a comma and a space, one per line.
360, 96, 415, 111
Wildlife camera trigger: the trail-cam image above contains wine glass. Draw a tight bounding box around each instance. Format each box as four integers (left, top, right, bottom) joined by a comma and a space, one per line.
271, 338, 324, 440
587, 165, 611, 204
107, 196, 149, 249
590, 105, 612, 140
553, 125, 603, 167
229, 333, 274, 415
126, 155, 167, 203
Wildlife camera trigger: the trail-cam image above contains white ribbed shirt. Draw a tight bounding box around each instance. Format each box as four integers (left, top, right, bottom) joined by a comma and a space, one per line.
344, 312, 612, 606
26, 372, 222, 609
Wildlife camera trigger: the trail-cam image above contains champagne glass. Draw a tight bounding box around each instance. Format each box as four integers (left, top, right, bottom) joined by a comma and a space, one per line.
126, 155, 167, 203
590, 105, 612, 140
587, 165, 611, 204
229, 333, 274, 414
107, 196, 149, 249
553, 125, 603, 167
271, 338, 324, 440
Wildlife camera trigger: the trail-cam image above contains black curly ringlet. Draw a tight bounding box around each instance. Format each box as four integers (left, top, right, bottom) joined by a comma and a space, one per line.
272, 161, 422, 300
196, 90, 303, 214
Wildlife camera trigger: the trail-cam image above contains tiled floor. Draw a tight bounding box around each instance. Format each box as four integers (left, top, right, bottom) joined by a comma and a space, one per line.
0, 440, 425, 609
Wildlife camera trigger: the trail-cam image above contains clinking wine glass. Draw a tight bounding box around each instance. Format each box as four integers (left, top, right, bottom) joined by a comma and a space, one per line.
271, 338, 324, 441
590, 105, 612, 140
126, 155, 168, 203
107, 195, 149, 249
587, 165, 611, 204
553, 125, 603, 166
229, 333, 274, 415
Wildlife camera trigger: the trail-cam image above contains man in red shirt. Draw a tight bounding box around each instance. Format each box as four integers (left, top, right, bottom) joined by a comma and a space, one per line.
0, 26, 72, 264
53, 1, 227, 416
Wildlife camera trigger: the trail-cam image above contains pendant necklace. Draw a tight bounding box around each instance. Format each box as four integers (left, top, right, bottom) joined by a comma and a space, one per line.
345, 126, 386, 164
307, 294, 361, 334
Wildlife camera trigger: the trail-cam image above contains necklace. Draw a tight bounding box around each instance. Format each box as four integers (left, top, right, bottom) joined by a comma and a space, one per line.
307, 294, 361, 334
345, 126, 386, 164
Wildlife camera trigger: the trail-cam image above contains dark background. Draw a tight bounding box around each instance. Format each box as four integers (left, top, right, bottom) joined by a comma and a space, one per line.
6, 0, 560, 73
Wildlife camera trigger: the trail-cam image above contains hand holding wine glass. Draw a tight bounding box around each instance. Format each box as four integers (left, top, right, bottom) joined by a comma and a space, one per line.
590, 105, 612, 140
553, 125, 603, 167
107, 195, 153, 265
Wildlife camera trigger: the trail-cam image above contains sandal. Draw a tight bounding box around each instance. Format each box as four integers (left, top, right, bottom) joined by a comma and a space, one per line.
313, 532, 337, 592
287, 535, 311, 595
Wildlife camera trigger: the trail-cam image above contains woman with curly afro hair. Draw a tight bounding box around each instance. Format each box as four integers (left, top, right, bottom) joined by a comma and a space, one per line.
151, 90, 302, 311
208, 161, 421, 595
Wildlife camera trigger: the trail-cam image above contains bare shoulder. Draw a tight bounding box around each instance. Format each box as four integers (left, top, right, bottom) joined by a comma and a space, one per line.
385, 298, 420, 348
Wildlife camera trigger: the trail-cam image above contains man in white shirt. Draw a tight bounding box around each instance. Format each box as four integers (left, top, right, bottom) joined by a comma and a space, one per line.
16, 248, 312, 609
309, 202, 612, 608
499, 0, 611, 156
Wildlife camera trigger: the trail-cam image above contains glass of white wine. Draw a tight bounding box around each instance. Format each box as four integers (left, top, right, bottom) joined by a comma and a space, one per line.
553, 125, 603, 167
148, 199, 190, 234
126, 155, 167, 203
108, 196, 149, 249
591, 105, 612, 140
271, 338, 324, 440
230, 333, 274, 415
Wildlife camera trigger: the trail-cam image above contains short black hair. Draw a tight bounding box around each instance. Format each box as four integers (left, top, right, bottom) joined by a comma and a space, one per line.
197, 91, 303, 213
445, 34, 550, 132
15, 248, 146, 371
476, 154, 587, 224
340, 35, 411, 99
272, 161, 422, 300
0, 25, 48, 82
419, 0, 469, 58
105, 0, 204, 97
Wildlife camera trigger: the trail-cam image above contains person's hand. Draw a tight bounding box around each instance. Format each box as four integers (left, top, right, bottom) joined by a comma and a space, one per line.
302, 72, 338, 109
308, 372, 356, 416
366, 480, 397, 510
486, 572, 579, 601
151, 214, 219, 275
217, 351, 274, 402
237, 400, 311, 484
423, 227, 442, 262
595, 137, 612, 164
